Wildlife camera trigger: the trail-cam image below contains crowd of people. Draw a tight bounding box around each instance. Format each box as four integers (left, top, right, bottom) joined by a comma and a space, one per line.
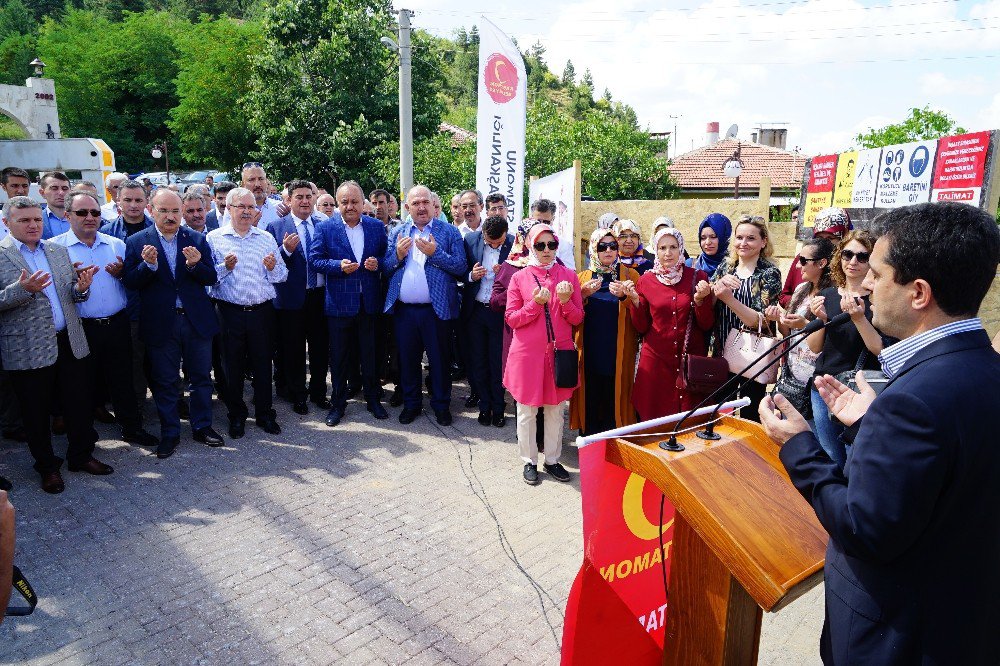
0, 162, 995, 495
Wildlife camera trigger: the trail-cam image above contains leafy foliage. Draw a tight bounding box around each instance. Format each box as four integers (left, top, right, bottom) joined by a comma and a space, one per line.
856, 106, 966, 149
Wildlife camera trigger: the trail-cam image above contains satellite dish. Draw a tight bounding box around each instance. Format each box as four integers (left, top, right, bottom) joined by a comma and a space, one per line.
725, 124, 739, 140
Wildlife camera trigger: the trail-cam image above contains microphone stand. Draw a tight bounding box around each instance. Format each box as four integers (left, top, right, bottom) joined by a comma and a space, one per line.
659, 312, 848, 452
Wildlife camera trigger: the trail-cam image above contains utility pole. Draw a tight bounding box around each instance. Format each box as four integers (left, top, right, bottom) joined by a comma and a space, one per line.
669, 114, 681, 159
398, 8, 414, 195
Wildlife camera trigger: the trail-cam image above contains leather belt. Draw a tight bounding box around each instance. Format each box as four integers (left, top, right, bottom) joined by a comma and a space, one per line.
175, 307, 186, 315
82, 312, 124, 325
219, 300, 269, 312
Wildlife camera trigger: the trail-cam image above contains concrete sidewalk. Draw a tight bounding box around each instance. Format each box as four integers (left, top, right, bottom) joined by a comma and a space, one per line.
0, 389, 822, 665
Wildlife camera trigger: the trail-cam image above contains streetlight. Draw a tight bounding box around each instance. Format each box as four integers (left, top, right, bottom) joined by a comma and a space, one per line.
381, 9, 414, 195
151, 141, 170, 184
30, 58, 45, 77
723, 143, 743, 199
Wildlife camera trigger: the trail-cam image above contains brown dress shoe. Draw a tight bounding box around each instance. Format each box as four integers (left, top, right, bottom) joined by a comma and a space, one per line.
68, 458, 114, 475
40, 470, 65, 494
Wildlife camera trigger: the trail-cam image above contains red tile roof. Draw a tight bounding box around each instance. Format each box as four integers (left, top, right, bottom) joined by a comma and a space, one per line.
667, 138, 806, 191
439, 122, 475, 146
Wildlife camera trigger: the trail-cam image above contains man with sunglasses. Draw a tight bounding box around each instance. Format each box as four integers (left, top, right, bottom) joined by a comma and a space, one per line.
0, 196, 105, 493
52, 192, 158, 449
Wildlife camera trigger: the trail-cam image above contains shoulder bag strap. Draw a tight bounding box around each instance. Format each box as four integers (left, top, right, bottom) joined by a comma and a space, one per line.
532, 274, 556, 344
681, 268, 696, 364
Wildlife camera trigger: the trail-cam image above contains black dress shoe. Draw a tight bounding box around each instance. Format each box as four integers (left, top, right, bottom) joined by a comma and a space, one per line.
366, 402, 389, 420
388, 388, 403, 407
325, 408, 345, 427
346, 384, 360, 400
51, 416, 66, 435
256, 418, 281, 435
68, 457, 114, 475
464, 394, 480, 409
312, 397, 332, 410
228, 421, 245, 439
398, 407, 420, 425
40, 470, 65, 493
477, 411, 492, 426
435, 410, 453, 426
292, 401, 309, 415
156, 438, 179, 459
0, 475, 11, 492
492, 414, 507, 428
122, 429, 159, 447
194, 426, 225, 446
2, 427, 27, 442
93, 405, 116, 424
178, 399, 190, 421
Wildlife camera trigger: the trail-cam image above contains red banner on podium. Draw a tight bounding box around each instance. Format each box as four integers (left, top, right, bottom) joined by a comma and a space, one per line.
561, 439, 676, 665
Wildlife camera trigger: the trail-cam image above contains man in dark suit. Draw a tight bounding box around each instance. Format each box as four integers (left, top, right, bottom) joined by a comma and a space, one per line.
309, 181, 388, 426
205, 181, 235, 232
759, 202, 1000, 665
269, 180, 331, 414
123, 189, 223, 459
462, 215, 513, 428
383, 185, 466, 426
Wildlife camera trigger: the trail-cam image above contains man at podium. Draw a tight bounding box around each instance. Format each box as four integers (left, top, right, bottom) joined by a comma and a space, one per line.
758, 202, 1000, 664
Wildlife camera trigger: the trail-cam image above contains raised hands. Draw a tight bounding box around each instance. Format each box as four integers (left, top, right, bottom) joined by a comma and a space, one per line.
74, 264, 99, 292
341, 259, 360, 274
18, 269, 51, 293
363, 257, 379, 271
555, 280, 574, 304
470, 262, 487, 281
282, 232, 300, 254
141, 244, 158, 266
262, 252, 277, 271
414, 233, 436, 257
105, 255, 124, 278
580, 277, 602, 298
181, 245, 201, 267
532, 285, 551, 305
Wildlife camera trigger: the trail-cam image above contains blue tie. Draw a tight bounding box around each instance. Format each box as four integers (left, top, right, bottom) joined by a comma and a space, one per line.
302, 220, 316, 289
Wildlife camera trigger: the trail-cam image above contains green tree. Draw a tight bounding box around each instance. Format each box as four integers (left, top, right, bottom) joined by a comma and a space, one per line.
0, 0, 34, 41
168, 16, 261, 172
561, 60, 575, 86
856, 106, 966, 149
372, 133, 475, 197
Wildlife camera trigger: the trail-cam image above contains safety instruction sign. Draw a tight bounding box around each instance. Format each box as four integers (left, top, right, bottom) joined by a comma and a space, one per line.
832, 151, 857, 208
875, 140, 937, 208
931, 131, 990, 205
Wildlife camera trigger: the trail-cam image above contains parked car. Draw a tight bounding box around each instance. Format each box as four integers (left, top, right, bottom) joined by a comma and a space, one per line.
179, 170, 218, 192
134, 171, 180, 187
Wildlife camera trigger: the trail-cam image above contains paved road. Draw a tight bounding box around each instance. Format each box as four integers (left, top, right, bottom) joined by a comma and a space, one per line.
0, 386, 822, 664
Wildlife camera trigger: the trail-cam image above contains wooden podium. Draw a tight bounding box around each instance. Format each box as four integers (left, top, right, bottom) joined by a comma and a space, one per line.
605, 414, 828, 665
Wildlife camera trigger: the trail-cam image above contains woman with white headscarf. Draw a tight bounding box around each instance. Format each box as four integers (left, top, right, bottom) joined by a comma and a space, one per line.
503, 224, 583, 486
568, 227, 641, 436
630, 227, 715, 420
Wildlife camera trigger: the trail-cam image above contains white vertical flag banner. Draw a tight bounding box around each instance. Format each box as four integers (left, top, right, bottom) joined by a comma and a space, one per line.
475, 17, 527, 224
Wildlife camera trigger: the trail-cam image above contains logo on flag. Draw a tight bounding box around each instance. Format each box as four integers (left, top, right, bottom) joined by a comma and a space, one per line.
484, 53, 518, 104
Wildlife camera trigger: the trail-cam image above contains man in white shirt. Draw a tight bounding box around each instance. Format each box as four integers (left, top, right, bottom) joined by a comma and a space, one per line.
456, 189, 484, 237
100, 172, 128, 222
222, 163, 286, 230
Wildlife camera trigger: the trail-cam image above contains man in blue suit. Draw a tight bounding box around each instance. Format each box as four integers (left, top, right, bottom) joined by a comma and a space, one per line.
462, 215, 513, 428
383, 184, 466, 426
123, 189, 224, 459
309, 181, 388, 426
759, 202, 1000, 665
270, 180, 331, 415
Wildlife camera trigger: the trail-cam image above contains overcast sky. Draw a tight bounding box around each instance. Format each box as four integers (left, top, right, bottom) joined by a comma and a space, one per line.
403, 0, 1000, 157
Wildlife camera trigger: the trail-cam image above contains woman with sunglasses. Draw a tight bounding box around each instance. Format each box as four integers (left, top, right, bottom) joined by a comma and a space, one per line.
503, 224, 583, 485
805, 229, 887, 469
705, 215, 782, 422
630, 227, 714, 421
765, 237, 835, 421
611, 219, 653, 274
568, 228, 641, 436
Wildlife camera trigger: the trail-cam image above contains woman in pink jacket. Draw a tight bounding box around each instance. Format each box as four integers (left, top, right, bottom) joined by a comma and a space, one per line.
503, 224, 583, 486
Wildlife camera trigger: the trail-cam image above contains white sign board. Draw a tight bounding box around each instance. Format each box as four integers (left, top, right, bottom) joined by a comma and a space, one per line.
851, 148, 883, 208
874, 140, 937, 208
529, 166, 576, 270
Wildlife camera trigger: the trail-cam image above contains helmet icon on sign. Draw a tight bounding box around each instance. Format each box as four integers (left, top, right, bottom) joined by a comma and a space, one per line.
909, 146, 930, 178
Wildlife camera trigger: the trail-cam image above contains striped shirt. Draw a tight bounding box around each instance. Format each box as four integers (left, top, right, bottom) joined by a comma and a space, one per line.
879, 318, 984, 378
207, 224, 288, 305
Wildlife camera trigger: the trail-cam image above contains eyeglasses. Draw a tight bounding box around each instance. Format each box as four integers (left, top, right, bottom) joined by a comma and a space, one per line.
617, 233, 640, 241
70, 209, 102, 218
841, 249, 870, 263
798, 256, 823, 266
533, 241, 559, 251
242, 162, 263, 169
230, 204, 256, 211
596, 242, 618, 252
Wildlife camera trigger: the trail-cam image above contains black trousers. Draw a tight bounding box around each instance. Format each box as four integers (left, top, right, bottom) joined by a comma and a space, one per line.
275, 289, 329, 403
582, 370, 616, 436
732, 373, 766, 423
395, 303, 452, 412
8, 331, 97, 473
465, 302, 505, 414
328, 310, 378, 410
82, 311, 142, 435
218, 301, 276, 422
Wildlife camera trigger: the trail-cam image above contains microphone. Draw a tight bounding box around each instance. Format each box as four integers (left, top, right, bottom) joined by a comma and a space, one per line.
659, 311, 851, 451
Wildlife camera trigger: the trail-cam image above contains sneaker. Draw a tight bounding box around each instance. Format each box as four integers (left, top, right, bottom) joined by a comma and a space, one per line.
543, 462, 571, 483
523, 463, 540, 486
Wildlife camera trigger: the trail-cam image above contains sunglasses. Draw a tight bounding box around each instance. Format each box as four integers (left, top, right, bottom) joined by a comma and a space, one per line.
596, 242, 619, 252
533, 241, 559, 251
70, 209, 102, 218
242, 161, 263, 169
798, 256, 823, 266
841, 249, 870, 263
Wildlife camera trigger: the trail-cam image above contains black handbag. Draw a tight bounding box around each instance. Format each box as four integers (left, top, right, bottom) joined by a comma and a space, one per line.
534, 275, 579, 389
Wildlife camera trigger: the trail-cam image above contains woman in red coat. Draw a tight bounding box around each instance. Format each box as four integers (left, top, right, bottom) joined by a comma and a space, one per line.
630, 227, 714, 421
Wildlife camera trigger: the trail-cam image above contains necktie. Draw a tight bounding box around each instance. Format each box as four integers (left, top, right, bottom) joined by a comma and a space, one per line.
302, 221, 316, 289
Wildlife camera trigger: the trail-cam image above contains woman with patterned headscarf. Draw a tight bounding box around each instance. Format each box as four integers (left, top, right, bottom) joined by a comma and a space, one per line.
568, 227, 641, 436
630, 227, 715, 420
503, 224, 583, 486
612, 218, 653, 274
